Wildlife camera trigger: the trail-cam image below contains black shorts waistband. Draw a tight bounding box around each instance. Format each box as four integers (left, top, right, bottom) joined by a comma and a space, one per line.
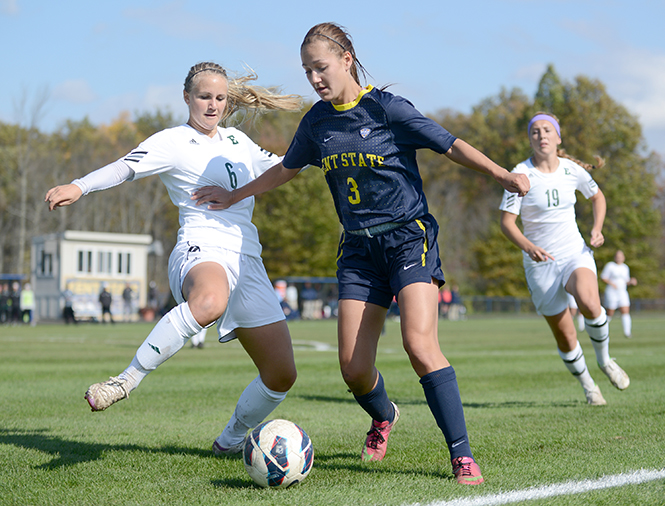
346, 222, 406, 238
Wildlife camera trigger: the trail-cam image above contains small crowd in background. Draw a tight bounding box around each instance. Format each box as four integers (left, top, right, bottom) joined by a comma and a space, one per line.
0, 281, 35, 326
273, 280, 337, 321
438, 285, 466, 321
0, 249, 638, 328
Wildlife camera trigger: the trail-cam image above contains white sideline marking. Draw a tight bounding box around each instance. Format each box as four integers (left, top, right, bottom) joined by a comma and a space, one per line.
412, 469, 665, 506
291, 340, 337, 352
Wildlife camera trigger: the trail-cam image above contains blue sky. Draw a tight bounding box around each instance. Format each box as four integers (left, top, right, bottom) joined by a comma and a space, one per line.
2, 0, 664, 156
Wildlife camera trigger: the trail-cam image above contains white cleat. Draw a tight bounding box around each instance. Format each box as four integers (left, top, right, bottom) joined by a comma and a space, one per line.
599, 359, 630, 390
84, 376, 130, 411
585, 384, 607, 406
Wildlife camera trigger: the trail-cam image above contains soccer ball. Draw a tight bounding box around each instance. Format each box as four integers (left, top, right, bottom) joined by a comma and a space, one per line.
243, 419, 314, 488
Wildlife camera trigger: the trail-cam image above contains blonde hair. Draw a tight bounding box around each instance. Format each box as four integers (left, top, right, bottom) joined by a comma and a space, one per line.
184, 62, 301, 124
301, 22, 369, 85
531, 111, 605, 171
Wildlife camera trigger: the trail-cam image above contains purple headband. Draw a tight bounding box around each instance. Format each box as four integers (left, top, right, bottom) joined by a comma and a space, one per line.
528, 114, 561, 137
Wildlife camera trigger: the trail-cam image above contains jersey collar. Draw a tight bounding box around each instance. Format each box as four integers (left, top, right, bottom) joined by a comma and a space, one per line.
332, 85, 374, 112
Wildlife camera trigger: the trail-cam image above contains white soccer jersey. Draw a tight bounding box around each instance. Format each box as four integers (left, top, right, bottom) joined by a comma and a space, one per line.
601, 261, 630, 292
499, 157, 599, 265
124, 124, 280, 258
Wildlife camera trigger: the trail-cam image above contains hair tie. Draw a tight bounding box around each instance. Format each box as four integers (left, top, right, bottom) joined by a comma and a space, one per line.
528, 114, 561, 137
312, 32, 347, 53
185, 67, 226, 87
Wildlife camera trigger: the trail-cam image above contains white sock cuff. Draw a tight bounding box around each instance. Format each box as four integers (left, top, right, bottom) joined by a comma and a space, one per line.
170, 302, 203, 336
558, 341, 583, 362
585, 306, 607, 327
254, 376, 289, 403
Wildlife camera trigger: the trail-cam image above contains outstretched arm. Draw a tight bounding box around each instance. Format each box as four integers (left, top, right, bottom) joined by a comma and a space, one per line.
445, 139, 530, 196
500, 211, 555, 262
45, 160, 133, 211
193, 161, 300, 210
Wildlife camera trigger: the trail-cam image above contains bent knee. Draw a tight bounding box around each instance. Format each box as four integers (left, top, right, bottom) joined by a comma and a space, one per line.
264, 368, 297, 393
188, 292, 226, 326
340, 364, 374, 393
578, 301, 603, 319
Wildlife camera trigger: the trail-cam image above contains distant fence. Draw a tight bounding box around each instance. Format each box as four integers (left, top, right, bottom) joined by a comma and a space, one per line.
464, 296, 665, 314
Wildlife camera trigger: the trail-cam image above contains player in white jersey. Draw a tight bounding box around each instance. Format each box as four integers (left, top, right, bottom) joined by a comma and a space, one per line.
45, 62, 301, 455
601, 250, 637, 338
499, 112, 629, 406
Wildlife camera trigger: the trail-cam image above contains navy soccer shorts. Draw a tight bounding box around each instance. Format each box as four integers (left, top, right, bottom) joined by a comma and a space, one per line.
337, 214, 445, 309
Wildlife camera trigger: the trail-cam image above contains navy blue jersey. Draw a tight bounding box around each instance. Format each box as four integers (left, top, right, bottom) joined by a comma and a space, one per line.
282, 86, 456, 231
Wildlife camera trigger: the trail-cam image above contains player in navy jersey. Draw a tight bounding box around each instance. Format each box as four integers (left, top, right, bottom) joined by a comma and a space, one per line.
194, 23, 529, 485
500, 112, 629, 405
45, 62, 302, 456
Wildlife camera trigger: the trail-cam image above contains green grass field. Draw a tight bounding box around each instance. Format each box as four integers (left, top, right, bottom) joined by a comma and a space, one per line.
1, 314, 664, 505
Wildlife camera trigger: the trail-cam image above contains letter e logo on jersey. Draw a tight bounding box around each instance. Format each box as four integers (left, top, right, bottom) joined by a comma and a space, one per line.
360, 128, 371, 138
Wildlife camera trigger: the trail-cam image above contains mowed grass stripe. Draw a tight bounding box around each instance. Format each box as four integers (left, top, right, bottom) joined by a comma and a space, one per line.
0, 314, 663, 505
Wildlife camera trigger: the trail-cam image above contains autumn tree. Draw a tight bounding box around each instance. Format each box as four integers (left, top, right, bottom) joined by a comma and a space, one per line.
244, 108, 339, 278
469, 65, 664, 297
2, 69, 661, 300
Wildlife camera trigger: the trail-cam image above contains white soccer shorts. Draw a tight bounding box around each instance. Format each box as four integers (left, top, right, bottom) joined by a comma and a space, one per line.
525, 246, 597, 317
168, 240, 285, 342
604, 288, 630, 310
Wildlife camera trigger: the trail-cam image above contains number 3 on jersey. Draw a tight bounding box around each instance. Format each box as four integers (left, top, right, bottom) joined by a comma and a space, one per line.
347, 177, 361, 204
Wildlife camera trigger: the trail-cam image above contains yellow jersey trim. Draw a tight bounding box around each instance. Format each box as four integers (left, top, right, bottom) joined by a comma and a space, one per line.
333, 85, 374, 112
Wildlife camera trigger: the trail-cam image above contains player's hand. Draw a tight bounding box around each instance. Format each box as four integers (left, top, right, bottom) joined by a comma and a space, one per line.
525, 245, 554, 262
191, 186, 234, 210
589, 229, 604, 248
45, 184, 83, 211
500, 172, 530, 197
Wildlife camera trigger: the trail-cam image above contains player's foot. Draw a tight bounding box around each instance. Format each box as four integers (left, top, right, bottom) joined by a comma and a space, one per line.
585, 384, 607, 406
598, 359, 630, 390
452, 456, 484, 485
84, 376, 129, 411
212, 438, 245, 456
362, 402, 400, 462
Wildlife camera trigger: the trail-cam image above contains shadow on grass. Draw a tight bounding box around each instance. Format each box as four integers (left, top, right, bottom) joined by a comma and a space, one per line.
211, 450, 453, 488
294, 394, 581, 409
0, 427, 216, 470
293, 394, 429, 407
0, 427, 457, 487
308, 451, 451, 481
465, 400, 581, 409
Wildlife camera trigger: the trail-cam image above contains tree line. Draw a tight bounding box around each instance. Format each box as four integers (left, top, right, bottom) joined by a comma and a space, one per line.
1, 65, 663, 298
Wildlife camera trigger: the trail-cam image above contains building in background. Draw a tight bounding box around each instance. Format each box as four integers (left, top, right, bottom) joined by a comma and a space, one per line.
31, 231, 153, 322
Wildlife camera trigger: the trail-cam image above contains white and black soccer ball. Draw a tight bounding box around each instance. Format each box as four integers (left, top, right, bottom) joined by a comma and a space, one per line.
243, 419, 314, 488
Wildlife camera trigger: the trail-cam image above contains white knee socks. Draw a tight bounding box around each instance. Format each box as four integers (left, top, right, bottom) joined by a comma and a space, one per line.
577, 313, 585, 332
558, 341, 595, 391
215, 376, 288, 448
118, 302, 203, 391
621, 313, 632, 338
584, 307, 611, 367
